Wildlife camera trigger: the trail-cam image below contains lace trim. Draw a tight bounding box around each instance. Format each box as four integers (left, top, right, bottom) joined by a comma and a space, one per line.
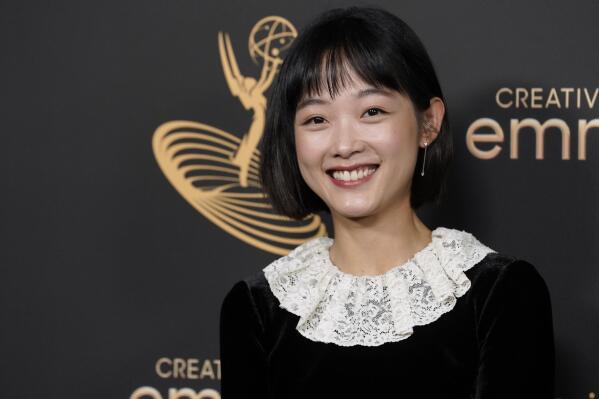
262, 227, 496, 347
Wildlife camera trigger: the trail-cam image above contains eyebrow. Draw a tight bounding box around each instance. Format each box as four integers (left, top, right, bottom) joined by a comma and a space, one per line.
296, 87, 395, 111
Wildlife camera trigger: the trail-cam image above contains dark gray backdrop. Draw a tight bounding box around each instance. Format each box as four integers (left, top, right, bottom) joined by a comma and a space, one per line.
1, 0, 597, 398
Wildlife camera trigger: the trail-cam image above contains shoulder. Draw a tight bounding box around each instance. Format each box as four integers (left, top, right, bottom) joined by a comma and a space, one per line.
468, 252, 549, 290
243, 269, 279, 315
221, 269, 275, 308
220, 269, 282, 329
466, 252, 553, 316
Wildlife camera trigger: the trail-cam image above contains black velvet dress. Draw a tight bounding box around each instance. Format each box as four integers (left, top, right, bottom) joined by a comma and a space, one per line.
219, 228, 555, 399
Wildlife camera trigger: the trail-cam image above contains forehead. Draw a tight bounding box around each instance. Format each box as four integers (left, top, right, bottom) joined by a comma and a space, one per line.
292, 48, 408, 114
296, 85, 397, 111
300, 64, 368, 98
299, 63, 395, 99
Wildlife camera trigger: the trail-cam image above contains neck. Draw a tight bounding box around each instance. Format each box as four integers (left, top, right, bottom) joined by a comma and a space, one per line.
328, 198, 432, 276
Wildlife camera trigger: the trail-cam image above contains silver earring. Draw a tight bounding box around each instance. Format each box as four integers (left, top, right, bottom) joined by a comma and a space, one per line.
420, 140, 428, 176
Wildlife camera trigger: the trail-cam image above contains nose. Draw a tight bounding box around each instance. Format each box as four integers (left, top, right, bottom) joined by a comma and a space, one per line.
330, 117, 365, 158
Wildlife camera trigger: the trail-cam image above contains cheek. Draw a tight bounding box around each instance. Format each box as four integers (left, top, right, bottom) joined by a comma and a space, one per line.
295, 133, 321, 168
368, 122, 416, 154
294, 134, 321, 185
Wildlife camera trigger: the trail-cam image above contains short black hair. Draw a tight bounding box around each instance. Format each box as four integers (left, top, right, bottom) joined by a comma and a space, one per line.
259, 5, 453, 220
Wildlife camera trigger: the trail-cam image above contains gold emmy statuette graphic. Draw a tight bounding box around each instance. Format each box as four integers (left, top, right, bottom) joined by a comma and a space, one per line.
152, 16, 327, 255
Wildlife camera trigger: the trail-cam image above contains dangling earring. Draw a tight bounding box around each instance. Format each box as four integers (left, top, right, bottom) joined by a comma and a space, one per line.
420, 140, 428, 176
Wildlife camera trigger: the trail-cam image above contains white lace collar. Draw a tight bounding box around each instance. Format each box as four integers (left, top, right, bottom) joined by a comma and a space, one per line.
262, 226, 496, 347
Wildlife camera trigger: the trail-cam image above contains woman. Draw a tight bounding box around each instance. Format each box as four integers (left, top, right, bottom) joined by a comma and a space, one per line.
220, 6, 555, 398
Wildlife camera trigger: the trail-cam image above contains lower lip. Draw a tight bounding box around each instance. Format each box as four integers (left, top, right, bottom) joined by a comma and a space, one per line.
328, 168, 378, 187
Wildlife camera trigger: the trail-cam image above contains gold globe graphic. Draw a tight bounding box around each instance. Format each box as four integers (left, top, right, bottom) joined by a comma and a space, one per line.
249, 16, 296, 65
152, 16, 327, 256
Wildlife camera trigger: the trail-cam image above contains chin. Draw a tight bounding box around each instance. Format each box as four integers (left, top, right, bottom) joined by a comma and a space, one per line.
331, 205, 378, 220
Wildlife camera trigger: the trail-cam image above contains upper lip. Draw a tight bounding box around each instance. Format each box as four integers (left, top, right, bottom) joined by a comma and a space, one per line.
325, 163, 379, 173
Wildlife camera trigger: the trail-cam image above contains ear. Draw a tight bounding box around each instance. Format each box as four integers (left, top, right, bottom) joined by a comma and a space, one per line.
419, 97, 445, 147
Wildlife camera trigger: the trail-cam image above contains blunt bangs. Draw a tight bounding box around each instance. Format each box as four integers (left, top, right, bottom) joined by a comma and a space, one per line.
284, 12, 412, 118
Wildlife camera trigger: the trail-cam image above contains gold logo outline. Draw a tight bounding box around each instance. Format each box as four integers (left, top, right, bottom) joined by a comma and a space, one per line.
152, 16, 327, 255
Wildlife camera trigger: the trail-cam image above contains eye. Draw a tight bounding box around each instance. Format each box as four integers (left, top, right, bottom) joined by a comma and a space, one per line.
363, 107, 386, 117
304, 116, 326, 125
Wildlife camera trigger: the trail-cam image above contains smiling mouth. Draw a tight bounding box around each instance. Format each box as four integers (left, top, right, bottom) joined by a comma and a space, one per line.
326, 165, 379, 184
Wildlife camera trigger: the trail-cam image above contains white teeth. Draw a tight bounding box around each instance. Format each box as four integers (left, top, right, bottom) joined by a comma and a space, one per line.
332, 166, 377, 182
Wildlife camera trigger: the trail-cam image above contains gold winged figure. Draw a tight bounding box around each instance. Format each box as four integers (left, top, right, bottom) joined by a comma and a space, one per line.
218, 30, 281, 187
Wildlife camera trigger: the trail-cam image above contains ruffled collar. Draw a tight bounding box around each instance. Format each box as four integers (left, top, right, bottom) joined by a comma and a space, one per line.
262, 226, 496, 347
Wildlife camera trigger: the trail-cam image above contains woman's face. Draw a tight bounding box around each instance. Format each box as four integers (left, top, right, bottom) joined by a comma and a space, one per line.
294, 70, 423, 220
